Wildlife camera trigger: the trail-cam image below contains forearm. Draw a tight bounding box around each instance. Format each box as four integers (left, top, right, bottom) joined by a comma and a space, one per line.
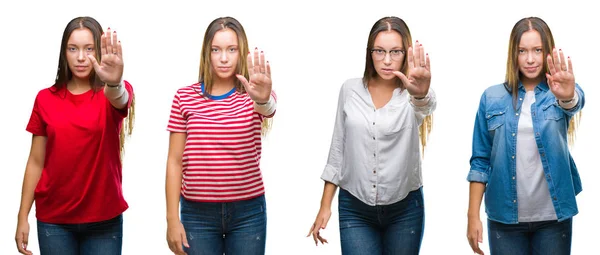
104, 83, 129, 109
18, 161, 43, 221
320, 181, 338, 209
165, 161, 183, 223
467, 182, 486, 218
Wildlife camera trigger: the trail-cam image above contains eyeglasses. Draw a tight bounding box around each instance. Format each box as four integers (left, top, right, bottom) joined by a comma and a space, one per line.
370, 49, 405, 61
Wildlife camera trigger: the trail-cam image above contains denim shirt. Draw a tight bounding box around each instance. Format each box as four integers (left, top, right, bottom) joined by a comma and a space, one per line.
467, 81, 585, 224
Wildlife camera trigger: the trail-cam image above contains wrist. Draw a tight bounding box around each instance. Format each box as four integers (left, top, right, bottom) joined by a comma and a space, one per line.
105, 81, 122, 88
255, 96, 271, 105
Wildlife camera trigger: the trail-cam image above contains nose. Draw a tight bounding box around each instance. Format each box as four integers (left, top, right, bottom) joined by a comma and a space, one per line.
220, 51, 228, 63
77, 49, 86, 62
527, 52, 534, 63
383, 52, 392, 65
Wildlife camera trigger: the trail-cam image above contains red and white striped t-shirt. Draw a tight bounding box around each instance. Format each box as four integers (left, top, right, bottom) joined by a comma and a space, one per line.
168, 83, 275, 202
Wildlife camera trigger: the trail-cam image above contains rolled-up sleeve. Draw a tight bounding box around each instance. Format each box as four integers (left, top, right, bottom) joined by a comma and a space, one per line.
468, 92, 492, 184
320, 84, 347, 185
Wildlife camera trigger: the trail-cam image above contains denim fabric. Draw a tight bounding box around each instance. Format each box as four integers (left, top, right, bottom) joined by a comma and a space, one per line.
37, 214, 123, 255
180, 195, 267, 255
339, 187, 424, 255
468, 81, 584, 224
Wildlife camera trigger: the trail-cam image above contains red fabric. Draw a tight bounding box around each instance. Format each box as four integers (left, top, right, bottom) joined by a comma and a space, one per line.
26, 81, 134, 224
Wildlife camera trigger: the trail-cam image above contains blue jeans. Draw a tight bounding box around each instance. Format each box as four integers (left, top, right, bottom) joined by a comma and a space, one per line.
338, 187, 425, 255
180, 195, 267, 255
36, 214, 123, 255
488, 218, 572, 255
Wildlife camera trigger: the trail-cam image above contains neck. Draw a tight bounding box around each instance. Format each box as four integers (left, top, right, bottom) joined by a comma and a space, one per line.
521, 76, 541, 92
210, 76, 236, 95
68, 77, 92, 92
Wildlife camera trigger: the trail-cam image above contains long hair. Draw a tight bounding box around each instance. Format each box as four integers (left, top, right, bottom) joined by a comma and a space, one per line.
363, 16, 433, 154
52, 16, 135, 158
505, 17, 580, 146
198, 17, 271, 135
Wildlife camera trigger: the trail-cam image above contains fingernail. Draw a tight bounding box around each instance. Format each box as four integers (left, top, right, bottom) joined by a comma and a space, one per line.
113, 31, 116, 33
267, 61, 269, 63
261, 51, 263, 53
559, 48, 562, 51
255, 47, 257, 50
108, 27, 110, 30
416, 40, 419, 42
568, 56, 570, 58
420, 44, 422, 46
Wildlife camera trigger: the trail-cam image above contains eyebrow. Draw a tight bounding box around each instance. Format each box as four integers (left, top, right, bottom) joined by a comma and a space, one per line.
67, 44, 94, 47
373, 46, 405, 50
211, 45, 238, 48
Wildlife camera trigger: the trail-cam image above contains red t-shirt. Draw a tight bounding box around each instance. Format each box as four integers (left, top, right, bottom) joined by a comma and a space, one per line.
26, 81, 134, 224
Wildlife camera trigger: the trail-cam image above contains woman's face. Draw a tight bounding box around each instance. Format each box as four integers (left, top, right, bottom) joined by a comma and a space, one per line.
517, 30, 544, 83
372, 30, 405, 81
66, 28, 96, 80
210, 29, 239, 81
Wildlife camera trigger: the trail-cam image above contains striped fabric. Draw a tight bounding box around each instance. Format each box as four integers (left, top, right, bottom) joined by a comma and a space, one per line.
168, 83, 270, 202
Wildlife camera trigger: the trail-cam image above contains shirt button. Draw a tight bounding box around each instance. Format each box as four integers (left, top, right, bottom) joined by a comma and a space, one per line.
536, 132, 540, 136
541, 153, 545, 157
373, 136, 375, 140
519, 98, 523, 101
516, 113, 519, 116
553, 197, 557, 201
512, 176, 515, 180
512, 133, 515, 136
373, 122, 375, 125
373, 170, 376, 174
513, 200, 517, 203
373, 185, 376, 188
512, 155, 515, 159
373, 153, 376, 157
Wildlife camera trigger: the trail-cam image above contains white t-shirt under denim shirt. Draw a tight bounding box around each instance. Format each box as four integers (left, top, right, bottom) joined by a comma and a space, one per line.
320, 78, 437, 206
516, 90, 579, 222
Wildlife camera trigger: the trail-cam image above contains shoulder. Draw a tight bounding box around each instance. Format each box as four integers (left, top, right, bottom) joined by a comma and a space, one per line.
482, 83, 509, 98
173, 83, 201, 98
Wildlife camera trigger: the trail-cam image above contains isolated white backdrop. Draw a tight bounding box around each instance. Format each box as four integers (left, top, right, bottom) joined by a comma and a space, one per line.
0, 0, 598, 254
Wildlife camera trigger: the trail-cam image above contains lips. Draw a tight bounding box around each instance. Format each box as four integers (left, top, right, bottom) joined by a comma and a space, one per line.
217, 67, 232, 72
524, 66, 538, 72
74, 66, 88, 71
381, 68, 394, 74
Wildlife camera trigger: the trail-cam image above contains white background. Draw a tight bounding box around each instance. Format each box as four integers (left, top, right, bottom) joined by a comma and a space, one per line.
1, 0, 598, 254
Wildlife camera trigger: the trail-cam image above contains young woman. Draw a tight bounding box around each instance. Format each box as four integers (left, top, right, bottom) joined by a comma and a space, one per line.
14, 16, 135, 255
165, 16, 276, 255
307, 16, 436, 255
466, 17, 584, 255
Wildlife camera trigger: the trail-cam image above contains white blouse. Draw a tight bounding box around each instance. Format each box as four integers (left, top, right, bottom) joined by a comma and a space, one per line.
321, 78, 436, 205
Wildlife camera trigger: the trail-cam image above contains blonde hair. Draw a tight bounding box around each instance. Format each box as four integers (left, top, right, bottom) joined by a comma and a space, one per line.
505, 17, 581, 146
120, 94, 135, 159
198, 17, 272, 136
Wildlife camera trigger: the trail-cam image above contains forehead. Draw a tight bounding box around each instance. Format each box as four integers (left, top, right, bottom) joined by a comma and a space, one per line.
67, 28, 94, 44
373, 30, 404, 48
212, 29, 238, 45
519, 30, 542, 46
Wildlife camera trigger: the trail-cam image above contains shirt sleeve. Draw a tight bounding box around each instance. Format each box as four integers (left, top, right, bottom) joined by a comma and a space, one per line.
320, 83, 347, 185
409, 88, 437, 123
26, 91, 47, 136
167, 90, 187, 133
467, 92, 492, 184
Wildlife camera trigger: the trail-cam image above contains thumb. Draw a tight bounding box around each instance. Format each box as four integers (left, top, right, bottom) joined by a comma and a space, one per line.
478, 229, 483, 243
87, 55, 101, 70
181, 232, 189, 248
236, 74, 250, 90
393, 71, 411, 87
